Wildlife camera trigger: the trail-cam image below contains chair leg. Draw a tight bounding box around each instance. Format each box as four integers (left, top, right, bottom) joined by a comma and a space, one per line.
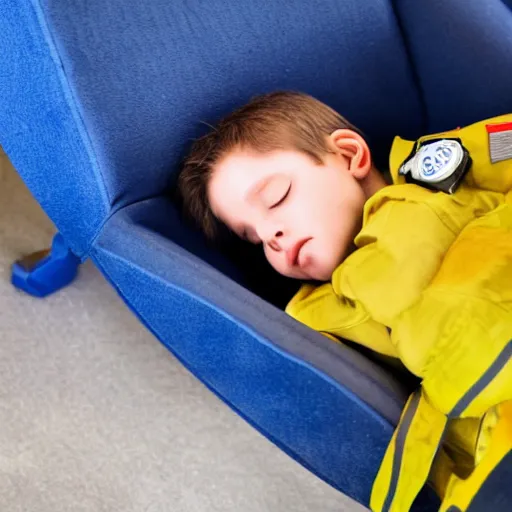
11, 233, 81, 298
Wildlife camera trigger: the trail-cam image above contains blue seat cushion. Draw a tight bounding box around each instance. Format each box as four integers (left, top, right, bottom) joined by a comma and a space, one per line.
90, 195, 415, 504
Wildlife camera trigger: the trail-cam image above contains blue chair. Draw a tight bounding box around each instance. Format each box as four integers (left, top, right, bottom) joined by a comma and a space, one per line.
1, 1, 511, 509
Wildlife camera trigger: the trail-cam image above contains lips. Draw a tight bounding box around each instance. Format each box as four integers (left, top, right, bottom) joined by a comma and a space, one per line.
287, 238, 312, 268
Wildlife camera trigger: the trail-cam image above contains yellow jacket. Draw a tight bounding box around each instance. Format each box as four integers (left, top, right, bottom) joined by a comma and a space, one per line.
286, 114, 512, 511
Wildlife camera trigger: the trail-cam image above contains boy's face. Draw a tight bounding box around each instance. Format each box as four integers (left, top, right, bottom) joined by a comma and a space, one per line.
208, 141, 371, 282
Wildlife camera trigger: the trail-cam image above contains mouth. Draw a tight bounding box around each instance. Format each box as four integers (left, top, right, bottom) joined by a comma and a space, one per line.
287, 238, 312, 268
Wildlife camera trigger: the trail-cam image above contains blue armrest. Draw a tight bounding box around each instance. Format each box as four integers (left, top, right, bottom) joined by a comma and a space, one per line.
90, 196, 415, 505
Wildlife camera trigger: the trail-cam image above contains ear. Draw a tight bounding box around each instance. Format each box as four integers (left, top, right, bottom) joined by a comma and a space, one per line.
328, 129, 372, 180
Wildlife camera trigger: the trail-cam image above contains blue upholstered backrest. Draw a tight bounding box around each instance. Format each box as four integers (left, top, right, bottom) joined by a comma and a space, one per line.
394, 0, 512, 133
0, 0, 423, 259
3, 0, 512, 304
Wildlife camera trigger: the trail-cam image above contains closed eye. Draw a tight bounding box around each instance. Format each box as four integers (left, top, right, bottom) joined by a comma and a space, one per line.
270, 183, 291, 209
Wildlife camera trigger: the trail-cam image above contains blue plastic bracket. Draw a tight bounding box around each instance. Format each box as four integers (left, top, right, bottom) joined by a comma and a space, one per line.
11, 233, 81, 298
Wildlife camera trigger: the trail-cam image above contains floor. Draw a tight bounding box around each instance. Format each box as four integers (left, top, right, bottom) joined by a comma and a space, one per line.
0, 148, 365, 511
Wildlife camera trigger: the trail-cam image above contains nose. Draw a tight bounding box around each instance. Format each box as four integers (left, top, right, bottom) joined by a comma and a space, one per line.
268, 230, 284, 252
257, 220, 284, 251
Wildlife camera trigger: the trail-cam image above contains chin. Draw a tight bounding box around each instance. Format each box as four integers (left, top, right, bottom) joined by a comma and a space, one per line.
315, 255, 345, 281
308, 266, 334, 283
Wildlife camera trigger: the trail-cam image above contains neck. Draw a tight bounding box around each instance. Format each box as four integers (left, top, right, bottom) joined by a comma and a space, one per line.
361, 167, 388, 200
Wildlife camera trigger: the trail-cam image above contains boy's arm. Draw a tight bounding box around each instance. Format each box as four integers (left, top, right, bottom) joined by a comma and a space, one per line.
286, 283, 398, 358
333, 185, 502, 328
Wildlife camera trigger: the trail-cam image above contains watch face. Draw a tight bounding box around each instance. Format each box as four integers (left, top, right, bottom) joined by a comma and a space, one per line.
399, 138, 471, 194
415, 140, 464, 183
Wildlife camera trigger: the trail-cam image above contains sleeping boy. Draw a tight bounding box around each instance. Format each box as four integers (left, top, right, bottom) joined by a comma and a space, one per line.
178, 91, 512, 510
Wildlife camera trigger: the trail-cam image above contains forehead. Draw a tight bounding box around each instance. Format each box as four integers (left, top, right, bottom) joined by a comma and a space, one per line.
208, 148, 309, 219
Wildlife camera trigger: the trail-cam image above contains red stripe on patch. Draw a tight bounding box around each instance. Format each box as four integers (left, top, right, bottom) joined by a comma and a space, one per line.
486, 122, 512, 134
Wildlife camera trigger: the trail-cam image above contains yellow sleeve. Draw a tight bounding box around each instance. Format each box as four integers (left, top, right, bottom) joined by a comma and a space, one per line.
333, 185, 502, 327
286, 282, 397, 358
391, 204, 512, 408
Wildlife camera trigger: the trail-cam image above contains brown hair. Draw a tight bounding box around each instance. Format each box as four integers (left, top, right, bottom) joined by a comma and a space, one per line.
178, 91, 360, 240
